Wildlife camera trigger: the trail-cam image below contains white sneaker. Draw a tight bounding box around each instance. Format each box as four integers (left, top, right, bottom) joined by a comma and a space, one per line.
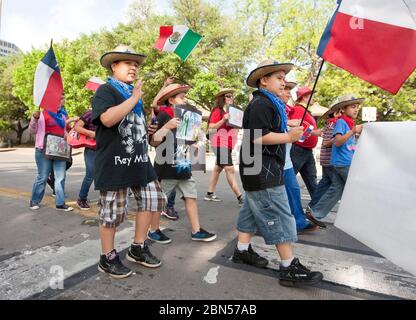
30, 204, 40, 210
204, 194, 222, 202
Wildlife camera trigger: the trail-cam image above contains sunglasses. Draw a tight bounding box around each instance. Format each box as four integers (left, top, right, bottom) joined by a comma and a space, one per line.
224, 94, 234, 98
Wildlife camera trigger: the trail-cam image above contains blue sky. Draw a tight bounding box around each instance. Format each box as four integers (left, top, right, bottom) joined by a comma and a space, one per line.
0, 0, 172, 51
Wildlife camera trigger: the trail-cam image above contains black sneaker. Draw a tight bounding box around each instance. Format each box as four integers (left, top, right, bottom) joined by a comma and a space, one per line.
279, 258, 323, 287
148, 229, 172, 244
98, 251, 133, 279
191, 228, 217, 242
161, 207, 179, 220
232, 244, 269, 268
126, 244, 162, 268
77, 199, 91, 211
56, 205, 74, 212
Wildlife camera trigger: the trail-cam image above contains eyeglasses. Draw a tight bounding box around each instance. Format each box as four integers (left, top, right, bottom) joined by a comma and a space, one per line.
224, 94, 234, 99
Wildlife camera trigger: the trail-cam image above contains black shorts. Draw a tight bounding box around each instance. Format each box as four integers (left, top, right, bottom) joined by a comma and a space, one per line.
213, 147, 234, 167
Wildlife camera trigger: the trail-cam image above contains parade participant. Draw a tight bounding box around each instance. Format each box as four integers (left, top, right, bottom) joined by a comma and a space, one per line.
305, 101, 343, 222
205, 88, 244, 206
289, 87, 322, 198
233, 60, 323, 287
281, 82, 317, 234
29, 94, 73, 212
75, 101, 98, 210
93, 45, 166, 279
306, 95, 364, 227
150, 84, 217, 243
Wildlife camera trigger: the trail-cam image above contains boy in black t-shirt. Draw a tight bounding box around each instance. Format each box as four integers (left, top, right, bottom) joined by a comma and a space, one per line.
92, 45, 167, 279
150, 84, 217, 242
233, 60, 324, 287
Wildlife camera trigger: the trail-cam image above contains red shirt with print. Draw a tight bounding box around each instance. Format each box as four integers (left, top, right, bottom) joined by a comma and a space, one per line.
209, 108, 238, 150
289, 104, 318, 149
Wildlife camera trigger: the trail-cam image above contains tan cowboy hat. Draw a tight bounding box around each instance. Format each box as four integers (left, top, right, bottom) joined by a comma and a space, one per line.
100, 45, 147, 70
247, 59, 294, 88
285, 81, 297, 90
321, 94, 365, 119
156, 84, 192, 105
215, 88, 235, 99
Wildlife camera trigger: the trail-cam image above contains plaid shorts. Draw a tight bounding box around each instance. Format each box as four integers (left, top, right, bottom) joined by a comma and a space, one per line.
98, 180, 167, 228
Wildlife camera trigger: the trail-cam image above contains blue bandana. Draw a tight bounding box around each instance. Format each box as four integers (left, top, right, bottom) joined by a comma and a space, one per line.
47, 107, 68, 129
108, 77, 143, 117
258, 89, 288, 133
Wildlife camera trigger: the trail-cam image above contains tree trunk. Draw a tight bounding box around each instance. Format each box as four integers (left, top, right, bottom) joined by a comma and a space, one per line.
12, 121, 29, 145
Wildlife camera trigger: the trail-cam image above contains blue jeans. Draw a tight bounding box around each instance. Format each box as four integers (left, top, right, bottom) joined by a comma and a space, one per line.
284, 168, 309, 231
31, 148, 67, 206
311, 166, 350, 219
79, 148, 96, 200
167, 189, 176, 209
237, 185, 298, 245
308, 166, 336, 208
291, 144, 317, 198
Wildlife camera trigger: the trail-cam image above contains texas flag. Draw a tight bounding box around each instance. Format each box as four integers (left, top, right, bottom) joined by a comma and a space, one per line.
85, 77, 105, 92
33, 46, 64, 112
318, 0, 416, 94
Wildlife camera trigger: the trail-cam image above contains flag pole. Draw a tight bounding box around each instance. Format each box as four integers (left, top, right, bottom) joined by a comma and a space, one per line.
301, 59, 325, 125
50, 38, 54, 48
172, 60, 186, 78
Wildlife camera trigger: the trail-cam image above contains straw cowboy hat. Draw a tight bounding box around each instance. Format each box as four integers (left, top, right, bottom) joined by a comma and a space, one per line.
215, 88, 235, 99
156, 84, 192, 105
296, 86, 313, 102
285, 81, 297, 90
100, 45, 147, 70
321, 94, 365, 119
247, 59, 294, 88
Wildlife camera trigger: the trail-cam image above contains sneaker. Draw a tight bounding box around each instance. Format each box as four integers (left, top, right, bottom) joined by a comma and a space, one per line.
51, 192, 56, 198
77, 199, 91, 211
191, 228, 217, 242
232, 244, 269, 268
297, 222, 319, 235
161, 207, 179, 221
279, 258, 323, 287
305, 211, 327, 229
204, 193, 222, 202
56, 205, 74, 212
147, 229, 172, 244
126, 244, 162, 268
98, 251, 132, 279
30, 204, 40, 210
238, 196, 244, 207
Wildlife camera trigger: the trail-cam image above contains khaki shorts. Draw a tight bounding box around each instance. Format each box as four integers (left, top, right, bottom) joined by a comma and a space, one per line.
98, 180, 167, 228
160, 178, 198, 200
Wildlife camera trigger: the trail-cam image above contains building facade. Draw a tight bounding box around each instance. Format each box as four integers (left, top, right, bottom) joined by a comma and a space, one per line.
0, 39, 20, 57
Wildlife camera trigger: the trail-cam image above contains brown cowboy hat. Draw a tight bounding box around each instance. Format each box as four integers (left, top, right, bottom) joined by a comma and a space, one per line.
247, 59, 294, 88
285, 81, 297, 90
100, 45, 147, 70
156, 84, 192, 105
321, 94, 365, 119
215, 88, 235, 99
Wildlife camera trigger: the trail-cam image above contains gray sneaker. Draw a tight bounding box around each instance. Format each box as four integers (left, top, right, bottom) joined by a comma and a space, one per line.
204, 194, 222, 202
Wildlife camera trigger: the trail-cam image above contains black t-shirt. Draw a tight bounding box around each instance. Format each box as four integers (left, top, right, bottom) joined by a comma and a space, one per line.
92, 83, 157, 191
153, 107, 192, 180
239, 90, 286, 191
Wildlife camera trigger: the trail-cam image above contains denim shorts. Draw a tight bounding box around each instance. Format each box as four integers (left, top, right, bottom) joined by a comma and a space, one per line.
237, 185, 298, 245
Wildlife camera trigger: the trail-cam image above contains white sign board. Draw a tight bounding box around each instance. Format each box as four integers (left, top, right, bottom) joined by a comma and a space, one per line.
335, 122, 416, 276
362, 107, 377, 122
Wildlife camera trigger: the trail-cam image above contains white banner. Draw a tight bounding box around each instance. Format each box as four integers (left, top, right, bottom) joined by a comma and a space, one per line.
335, 122, 416, 276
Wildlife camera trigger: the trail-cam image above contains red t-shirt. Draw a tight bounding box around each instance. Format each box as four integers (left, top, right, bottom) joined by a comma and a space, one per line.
289, 104, 318, 149
43, 110, 65, 137
209, 108, 238, 150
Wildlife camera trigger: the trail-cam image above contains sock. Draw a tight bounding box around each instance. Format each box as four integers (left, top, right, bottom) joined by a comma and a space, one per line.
237, 242, 250, 252
105, 249, 117, 261
132, 242, 145, 249
281, 257, 295, 268
207, 192, 214, 196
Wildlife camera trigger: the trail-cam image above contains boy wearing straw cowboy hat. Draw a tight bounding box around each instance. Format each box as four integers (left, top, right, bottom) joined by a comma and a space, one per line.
233, 59, 323, 287
92, 45, 167, 279
149, 83, 217, 243
306, 94, 364, 227
205, 88, 244, 206
289, 86, 322, 199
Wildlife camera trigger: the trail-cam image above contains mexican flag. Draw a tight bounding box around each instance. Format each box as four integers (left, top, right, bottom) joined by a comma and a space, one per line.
154, 26, 203, 61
